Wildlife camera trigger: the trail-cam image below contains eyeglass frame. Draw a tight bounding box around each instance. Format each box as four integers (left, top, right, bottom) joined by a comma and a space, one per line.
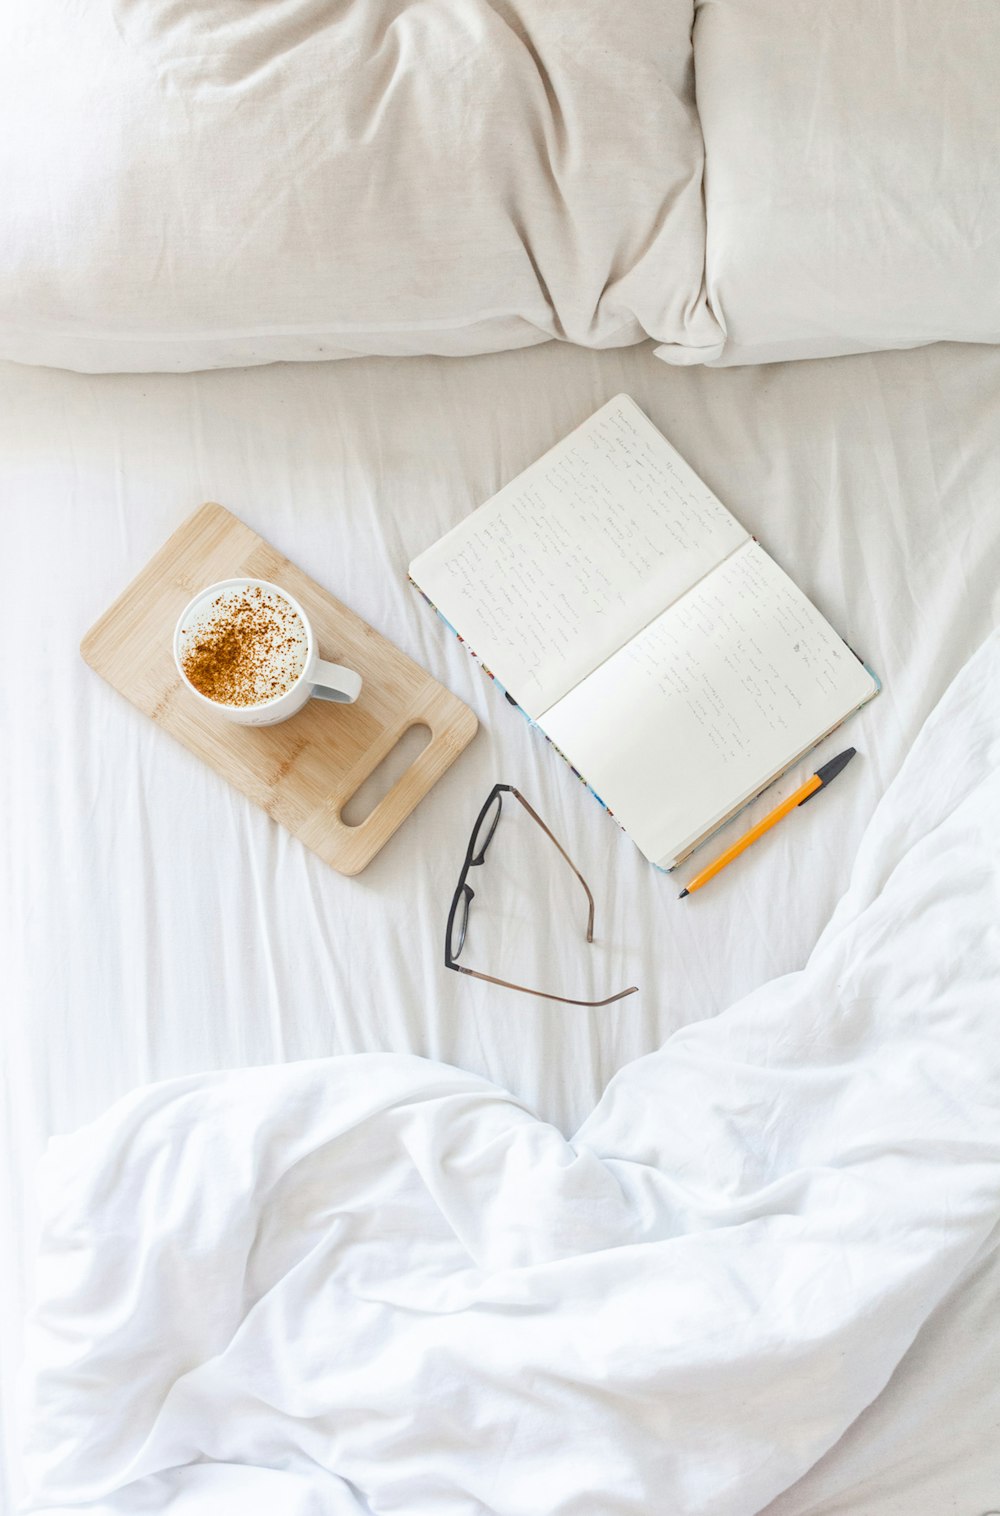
444, 783, 638, 1007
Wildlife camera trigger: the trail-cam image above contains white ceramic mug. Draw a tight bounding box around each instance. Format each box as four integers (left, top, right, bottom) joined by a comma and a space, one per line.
173, 577, 362, 727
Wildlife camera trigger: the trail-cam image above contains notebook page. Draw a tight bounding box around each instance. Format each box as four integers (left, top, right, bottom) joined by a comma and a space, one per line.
539, 542, 878, 866
409, 396, 748, 720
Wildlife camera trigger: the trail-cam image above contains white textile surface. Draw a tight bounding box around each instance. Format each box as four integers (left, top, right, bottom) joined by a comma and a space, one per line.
3, 337, 1000, 1511
20, 632, 1000, 1515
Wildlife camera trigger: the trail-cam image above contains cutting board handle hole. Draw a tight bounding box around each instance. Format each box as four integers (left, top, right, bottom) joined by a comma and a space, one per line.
340, 723, 432, 828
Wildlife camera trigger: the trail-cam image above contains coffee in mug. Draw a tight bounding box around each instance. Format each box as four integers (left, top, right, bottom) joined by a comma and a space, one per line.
174, 578, 362, 727
178, 583, 308, 706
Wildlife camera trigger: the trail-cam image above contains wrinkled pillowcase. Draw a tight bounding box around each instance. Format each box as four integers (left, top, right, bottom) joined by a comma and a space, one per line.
0, 1, 723, 373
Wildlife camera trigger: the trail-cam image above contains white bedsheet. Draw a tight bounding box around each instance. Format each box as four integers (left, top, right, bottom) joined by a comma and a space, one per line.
19, 631, 1000, 1515
3, 337, 1000, 1512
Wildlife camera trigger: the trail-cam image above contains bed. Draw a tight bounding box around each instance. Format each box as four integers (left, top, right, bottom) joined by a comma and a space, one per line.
3, 0, 1000, 1510
4, 334, 1000, 1513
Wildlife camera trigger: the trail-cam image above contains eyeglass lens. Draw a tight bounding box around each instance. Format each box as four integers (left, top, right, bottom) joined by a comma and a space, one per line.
450, 792, 504, 962
449, 885, 472, 961
469, 791, 502, 864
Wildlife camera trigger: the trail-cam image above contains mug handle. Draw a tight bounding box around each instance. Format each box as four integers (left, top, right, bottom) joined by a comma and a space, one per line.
312, 658, 363, 705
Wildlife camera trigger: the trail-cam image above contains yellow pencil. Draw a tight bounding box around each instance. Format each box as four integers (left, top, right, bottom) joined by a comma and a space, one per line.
679, 748, 857, 897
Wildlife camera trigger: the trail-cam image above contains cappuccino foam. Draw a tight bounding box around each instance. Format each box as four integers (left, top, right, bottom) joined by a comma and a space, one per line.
179, 586, 308, 707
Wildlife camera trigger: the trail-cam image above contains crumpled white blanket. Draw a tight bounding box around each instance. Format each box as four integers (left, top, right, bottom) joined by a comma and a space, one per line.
22, 634, 1000, 1516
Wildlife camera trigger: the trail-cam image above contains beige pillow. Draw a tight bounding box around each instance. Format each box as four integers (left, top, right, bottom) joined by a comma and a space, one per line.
675, 0, 1000, 367
0, 1, 722, 372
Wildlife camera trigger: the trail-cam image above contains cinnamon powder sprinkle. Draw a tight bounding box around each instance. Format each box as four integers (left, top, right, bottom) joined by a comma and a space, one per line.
180, 586, 307, 707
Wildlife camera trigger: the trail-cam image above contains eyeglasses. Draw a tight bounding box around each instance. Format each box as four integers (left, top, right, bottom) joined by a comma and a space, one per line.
445, 783, 638, 1006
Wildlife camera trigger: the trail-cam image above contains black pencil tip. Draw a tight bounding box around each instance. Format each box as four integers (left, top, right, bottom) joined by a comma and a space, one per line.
678, 888, 689, 899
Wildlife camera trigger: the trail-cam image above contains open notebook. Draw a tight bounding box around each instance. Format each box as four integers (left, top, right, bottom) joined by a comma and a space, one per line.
410, 396, 879, 869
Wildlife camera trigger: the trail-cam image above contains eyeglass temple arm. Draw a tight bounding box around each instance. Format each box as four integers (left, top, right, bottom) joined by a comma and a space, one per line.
452, 962, 637, 1007
509, 787, 596, 943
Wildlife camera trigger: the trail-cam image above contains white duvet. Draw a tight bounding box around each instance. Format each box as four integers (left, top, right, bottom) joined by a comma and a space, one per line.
22, 632, 1000, 1515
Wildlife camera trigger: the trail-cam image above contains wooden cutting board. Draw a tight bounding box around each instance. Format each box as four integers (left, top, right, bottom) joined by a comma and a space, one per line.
81, 502, 478, 875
